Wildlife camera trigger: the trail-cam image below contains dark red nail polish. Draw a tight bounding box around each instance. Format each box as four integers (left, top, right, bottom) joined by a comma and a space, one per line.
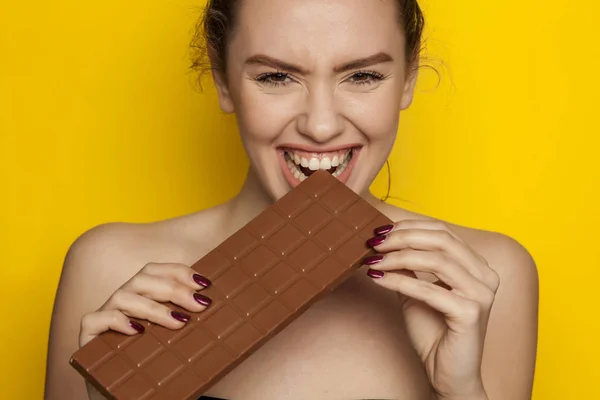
363, 255, 384, 265
367, 235, 387, 247
193, 293, 212, 306
193, 274, 211, 288
129, 320, 145, 333
171, 310, 190, 323
367, 269, 385, 279
374, 224, 394, 236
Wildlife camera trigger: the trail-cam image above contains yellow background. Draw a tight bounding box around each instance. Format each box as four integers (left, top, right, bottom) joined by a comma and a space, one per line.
1, 0, 598, 398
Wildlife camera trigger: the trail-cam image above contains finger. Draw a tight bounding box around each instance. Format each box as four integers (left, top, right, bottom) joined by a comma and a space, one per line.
367, 271, 487, 330
376, 220, 499, 291
122, 273, 212, 312
139, 262, 211, 291
363, 249, 488, 297
79, 309, 143, 347
376, 219, 466, 244
102, 290, 194, 330
368, 228, 493, 287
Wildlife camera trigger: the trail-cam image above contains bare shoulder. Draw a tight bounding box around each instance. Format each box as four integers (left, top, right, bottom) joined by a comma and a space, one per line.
64, 222, 149, 285
450, 222, 538, 282
64, 210, 222, 288
55, 205, 229, 322
45, 209, 224, 399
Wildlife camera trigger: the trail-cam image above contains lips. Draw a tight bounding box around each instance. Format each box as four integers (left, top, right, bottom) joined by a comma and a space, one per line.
285, 148, 351, 171
278, 146, 361, 187
283, 148, 354, 180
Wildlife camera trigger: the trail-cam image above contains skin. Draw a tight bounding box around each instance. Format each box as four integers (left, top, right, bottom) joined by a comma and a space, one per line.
44, 0, 539, 399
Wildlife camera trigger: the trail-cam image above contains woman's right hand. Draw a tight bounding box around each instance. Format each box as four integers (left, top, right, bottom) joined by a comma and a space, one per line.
78, 262, 212, 348
79, 262, 213, 399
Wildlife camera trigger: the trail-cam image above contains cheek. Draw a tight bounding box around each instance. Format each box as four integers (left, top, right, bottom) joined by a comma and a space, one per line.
343, 89, 403, 141
234, 88, 299, 144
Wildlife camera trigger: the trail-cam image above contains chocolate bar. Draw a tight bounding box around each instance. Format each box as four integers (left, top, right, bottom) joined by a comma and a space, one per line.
70, 170, 392, 399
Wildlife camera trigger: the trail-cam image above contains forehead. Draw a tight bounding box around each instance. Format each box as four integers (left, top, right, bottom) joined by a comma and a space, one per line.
230, 0, 405, 65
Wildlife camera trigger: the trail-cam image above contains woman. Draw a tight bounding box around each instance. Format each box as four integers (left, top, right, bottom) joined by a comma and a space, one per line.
45, 0, 539, 399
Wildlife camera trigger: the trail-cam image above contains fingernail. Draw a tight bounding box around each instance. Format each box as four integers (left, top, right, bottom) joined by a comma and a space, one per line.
367, 235, 387, 247
367, 269, 385, 279
363, 255, 384, 265
129, 320, 145, 333
193, 293, 212, 306
171, 310, 190, 323
374, 224, 394, 236
193, 274, 211, 288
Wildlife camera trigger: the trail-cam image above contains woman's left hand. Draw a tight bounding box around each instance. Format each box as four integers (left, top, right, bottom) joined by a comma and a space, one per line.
363, 220, 500, 400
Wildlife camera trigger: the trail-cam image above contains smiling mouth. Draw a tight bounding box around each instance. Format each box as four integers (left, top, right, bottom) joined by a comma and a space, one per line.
282, 148, 356, 181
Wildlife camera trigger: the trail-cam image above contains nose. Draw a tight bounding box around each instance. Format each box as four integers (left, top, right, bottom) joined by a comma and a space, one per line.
296, 83, 344, 143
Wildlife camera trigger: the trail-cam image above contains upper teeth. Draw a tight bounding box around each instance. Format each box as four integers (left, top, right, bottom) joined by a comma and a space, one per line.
286, 151, 350, 171
285, 150, 352, 180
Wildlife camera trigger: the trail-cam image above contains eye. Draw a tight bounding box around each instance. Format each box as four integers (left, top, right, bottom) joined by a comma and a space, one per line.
255, 72, 293, 87
348, 70, 385, 85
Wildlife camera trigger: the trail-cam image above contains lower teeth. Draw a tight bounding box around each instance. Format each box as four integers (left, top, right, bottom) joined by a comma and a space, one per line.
285, 152, 351, 181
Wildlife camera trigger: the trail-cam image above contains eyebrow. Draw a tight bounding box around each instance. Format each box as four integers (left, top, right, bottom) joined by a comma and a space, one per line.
334, 52, 394, 72
245, 54, 307, 74
244, 52, 394, 74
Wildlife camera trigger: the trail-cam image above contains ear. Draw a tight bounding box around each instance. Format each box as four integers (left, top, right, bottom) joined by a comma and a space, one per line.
400, 65, 419, 110
212, 69, 235, 114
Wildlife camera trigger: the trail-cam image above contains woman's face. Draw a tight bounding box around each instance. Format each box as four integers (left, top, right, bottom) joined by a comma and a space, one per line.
214, 0, 417, 200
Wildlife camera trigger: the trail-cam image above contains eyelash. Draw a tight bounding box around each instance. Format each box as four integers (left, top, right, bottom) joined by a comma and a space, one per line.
348, 70, 386, 85
255, 71, 291, 87
254, 70, 386, 87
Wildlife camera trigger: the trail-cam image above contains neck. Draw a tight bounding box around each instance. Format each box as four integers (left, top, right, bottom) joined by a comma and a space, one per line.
223, 167, 276, 230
